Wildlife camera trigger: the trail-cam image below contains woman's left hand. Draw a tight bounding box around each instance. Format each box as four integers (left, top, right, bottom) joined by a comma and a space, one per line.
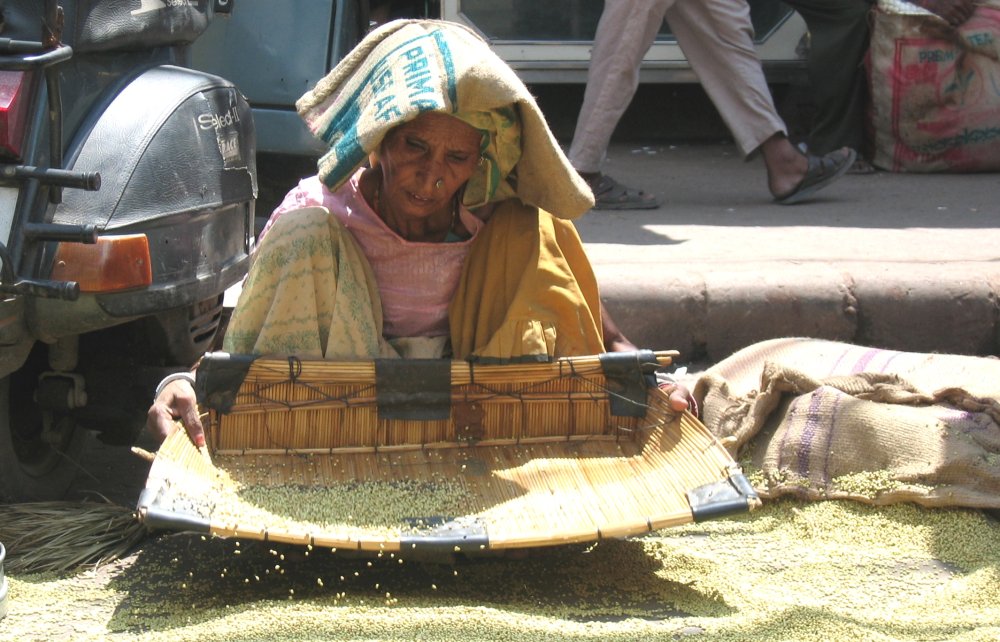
601, 305, 697, 415
659, 382, 697, 415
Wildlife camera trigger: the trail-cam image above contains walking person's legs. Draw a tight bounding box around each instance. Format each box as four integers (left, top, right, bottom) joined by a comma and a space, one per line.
568, 0, 671, 209
666, 0, 856, 202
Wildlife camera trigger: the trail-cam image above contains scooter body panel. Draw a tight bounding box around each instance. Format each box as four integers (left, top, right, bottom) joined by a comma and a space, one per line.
26, 64, 256, 339
0, 0, 256, 499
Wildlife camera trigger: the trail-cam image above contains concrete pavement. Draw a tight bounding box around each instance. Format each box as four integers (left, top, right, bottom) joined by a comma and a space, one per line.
575, 141, 1000, 366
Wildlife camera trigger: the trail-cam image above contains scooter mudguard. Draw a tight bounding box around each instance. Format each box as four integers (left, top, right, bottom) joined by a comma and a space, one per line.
37, 65, 256, 333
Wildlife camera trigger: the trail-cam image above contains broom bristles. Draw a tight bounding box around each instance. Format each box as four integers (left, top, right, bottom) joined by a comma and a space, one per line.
0, 500, 150, 574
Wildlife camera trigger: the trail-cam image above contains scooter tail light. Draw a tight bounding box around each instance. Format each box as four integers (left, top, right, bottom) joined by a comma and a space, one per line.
50, 234, 153, 293
0, 70, 33, 160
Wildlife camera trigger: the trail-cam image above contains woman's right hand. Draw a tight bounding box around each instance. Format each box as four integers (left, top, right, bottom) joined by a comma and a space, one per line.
146, 378, 206, 448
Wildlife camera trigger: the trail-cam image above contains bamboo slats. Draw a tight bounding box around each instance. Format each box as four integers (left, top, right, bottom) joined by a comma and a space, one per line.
139, 352, 757, 552
207, 352, 679, 454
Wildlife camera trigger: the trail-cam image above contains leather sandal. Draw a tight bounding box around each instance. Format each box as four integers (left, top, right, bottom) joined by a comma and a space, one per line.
774, 147, 857, 205
587, 173, 661, 210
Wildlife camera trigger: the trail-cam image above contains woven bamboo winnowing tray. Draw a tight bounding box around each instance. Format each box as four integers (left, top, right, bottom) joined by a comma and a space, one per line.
138, 350, 758, 553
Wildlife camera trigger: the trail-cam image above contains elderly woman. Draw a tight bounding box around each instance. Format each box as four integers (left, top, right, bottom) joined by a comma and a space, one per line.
148, 19, 690, 446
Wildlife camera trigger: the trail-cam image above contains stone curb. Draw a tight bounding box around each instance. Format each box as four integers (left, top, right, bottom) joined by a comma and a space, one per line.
597, 264, 1000, 365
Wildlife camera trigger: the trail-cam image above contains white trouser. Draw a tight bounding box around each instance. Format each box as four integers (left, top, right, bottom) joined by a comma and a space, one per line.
568, 0, 787, 173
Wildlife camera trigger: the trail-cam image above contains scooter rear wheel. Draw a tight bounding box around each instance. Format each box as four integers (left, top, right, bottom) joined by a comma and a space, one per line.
0, 369, 89, 502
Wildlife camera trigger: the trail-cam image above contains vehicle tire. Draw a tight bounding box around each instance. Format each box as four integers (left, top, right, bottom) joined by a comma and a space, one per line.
0, 370, 89, 503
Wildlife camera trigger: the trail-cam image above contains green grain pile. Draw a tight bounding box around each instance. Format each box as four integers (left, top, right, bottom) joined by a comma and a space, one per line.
215, 479, 477, 536
151, 455, 476, 539
2, 498, 998, 641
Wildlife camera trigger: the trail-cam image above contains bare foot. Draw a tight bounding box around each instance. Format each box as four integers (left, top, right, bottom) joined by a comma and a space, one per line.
759, 133, 808, 198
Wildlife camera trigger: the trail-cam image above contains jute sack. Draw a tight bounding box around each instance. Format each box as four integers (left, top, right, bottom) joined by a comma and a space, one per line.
694, 338, 1000, 508
868, 0, 1000, 172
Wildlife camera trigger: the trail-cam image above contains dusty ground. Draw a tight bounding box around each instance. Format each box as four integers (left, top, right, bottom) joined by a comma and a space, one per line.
2, 436, 999, 642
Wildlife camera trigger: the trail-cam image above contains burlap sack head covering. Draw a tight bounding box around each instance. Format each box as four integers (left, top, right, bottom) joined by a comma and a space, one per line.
296, 19, 594, 218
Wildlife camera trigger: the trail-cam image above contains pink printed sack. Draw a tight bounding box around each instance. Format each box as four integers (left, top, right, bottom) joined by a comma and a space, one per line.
869, 0, 1000, 171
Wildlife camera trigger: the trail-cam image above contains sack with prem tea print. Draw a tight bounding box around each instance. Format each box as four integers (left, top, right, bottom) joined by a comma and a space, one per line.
869, 0, 1000, 171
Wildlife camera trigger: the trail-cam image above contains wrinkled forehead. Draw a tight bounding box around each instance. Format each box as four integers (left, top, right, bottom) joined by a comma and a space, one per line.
385, 112, 483, 150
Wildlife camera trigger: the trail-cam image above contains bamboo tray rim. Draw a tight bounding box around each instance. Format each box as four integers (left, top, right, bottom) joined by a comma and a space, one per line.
200, 348, 681, 453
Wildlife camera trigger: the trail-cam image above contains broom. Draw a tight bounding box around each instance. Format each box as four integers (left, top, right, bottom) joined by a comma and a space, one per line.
0, 498, 150, 574
0, 446, 169, 578
0, 432, 204, 574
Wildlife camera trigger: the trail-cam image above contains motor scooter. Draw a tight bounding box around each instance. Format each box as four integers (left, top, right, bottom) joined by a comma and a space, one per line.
0, 0, 255, 500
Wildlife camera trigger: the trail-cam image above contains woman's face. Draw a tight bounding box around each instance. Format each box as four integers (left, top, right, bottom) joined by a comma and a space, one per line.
377, 112, 482, 220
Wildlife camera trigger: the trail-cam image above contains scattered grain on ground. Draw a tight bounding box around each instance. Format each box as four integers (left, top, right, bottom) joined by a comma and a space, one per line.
2, 498, 998, 641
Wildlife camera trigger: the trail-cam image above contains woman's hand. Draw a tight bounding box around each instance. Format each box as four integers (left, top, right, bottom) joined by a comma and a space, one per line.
146, 378, 206, 448
601, 302, 698, 415
659, 382, 697, 415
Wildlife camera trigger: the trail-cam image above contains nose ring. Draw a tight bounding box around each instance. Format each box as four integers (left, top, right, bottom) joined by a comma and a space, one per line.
435, 179, 444, 189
